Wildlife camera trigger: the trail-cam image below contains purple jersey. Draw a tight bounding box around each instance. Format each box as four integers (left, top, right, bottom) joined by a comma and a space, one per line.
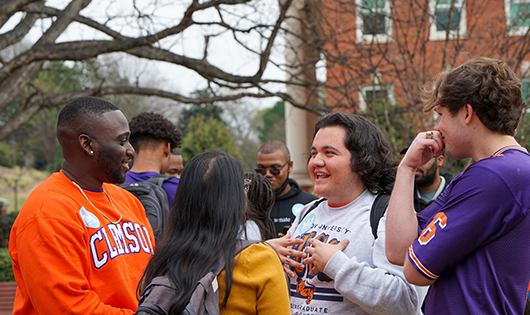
409, 146, 530, 314
124, 171, 179, 209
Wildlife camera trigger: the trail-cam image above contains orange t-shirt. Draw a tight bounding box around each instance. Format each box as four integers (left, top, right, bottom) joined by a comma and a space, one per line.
9, 171, 155, 314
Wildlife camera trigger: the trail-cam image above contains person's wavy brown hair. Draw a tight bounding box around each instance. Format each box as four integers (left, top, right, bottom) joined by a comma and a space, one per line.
422, 57, 525, 136
313, 112, 396, 194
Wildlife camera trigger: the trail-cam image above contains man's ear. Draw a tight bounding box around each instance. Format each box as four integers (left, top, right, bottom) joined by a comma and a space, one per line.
79, 134, 94, 156
163, 142, 171, 158
288, 160, 293, 173
464, 104, 474, 125
437, 155, 444, 167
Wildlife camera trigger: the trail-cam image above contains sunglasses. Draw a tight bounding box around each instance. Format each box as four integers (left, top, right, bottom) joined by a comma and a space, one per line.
255, 160, 290, 176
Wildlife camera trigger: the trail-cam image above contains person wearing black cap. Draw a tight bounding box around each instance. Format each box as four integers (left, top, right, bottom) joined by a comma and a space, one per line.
400, 140, 453, 212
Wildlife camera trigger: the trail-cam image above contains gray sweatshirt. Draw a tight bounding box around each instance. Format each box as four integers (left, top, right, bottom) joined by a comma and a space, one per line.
288, 190, 428, 315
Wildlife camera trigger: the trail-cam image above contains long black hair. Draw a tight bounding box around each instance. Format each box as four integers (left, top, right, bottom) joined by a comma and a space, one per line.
243, 172, 276, 240
138, 150, 245, 313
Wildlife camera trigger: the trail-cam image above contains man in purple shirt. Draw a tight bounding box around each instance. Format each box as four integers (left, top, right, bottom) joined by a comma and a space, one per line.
385, 57, 530, 314
124, 112, 182, 208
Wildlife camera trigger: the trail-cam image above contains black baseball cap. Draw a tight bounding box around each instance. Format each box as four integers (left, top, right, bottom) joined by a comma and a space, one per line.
400, 139, 413, 155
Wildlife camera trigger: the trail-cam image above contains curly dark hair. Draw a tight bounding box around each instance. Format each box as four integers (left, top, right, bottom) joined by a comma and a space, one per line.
128, 112, 182, 151
313, 112, 396, 194
422, 57, 525, 136
243, 172, 276, 240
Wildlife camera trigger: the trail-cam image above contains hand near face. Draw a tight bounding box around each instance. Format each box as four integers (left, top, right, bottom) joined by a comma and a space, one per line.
404, 131, 445, 171
304, 238, 350, 276
265, 231, 306, 277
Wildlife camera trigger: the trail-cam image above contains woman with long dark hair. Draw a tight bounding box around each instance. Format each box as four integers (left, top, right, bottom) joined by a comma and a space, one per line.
138, 150, 290, 314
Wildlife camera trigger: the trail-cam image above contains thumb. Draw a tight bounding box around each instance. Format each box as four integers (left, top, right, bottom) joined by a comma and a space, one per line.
338, 239, 350, 251
284, 231, 291, 239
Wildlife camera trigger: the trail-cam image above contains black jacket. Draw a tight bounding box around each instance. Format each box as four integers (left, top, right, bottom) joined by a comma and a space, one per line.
270, 178, 318, 235
413, 172, 454, 213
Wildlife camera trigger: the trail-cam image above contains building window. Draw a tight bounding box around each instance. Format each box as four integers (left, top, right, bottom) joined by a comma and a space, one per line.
356, 0, 392, 43
429, 0, 467, 41
359, 84, 395, 111
505, 0, 530, 36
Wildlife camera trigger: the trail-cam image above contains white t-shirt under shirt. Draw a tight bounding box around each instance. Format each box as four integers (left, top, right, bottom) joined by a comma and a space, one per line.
238, 220, 262, 241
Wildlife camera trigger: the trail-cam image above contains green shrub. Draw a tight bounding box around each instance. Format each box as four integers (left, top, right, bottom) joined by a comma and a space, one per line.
0, 248, 14, 281
0, 142, 17, 167
0, 212, 18, 247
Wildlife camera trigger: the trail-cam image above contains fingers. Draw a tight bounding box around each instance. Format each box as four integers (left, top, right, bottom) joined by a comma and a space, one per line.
264, 235, 306, 274
283, 264, 295, 277
303, 239, 350, 275
265, 237, 304, 253
307, 238, 349, 250
420, 131, 445, 155
266, 233, 351, 278
401, 131, 445, 170
308, 238, 322, 246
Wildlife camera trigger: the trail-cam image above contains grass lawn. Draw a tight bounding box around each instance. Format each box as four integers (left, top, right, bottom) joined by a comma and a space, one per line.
0, 166, 50, 213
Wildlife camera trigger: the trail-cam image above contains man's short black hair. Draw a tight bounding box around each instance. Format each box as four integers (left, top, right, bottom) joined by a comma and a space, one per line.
57, 97, 118, 132
129, 112, 182, 151
171, 148, 181, 156
257, 139, 290, 159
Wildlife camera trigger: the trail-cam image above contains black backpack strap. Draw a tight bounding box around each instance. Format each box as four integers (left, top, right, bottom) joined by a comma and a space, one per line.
148, 174, 176, 187
136, 276, 177, 315
370, 193, 391, 239
300, 198, 327, 223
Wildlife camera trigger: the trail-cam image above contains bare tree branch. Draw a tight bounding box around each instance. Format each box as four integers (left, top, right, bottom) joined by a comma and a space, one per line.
0, 10, 40, 51
0, 0, 91, 114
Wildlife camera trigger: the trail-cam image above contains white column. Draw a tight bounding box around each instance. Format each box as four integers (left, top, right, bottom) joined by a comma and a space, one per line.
285, 103, 314, 187
282, 0, 321, 190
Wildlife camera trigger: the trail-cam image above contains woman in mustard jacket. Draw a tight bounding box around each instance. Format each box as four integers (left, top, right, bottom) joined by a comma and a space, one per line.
138, 150, 290, 315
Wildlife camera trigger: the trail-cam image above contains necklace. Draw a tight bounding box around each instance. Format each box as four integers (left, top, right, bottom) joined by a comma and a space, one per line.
72, 181, 122, 224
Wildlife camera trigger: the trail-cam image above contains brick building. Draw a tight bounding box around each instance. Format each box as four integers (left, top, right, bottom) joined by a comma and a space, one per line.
322, 0, 530, 121
283, 0, 530, 186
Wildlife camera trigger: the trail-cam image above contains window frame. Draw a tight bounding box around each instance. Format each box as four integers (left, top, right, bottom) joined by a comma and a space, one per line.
358, 84, 395, 112
355, 0, 393, 44
505, 0, 530, 36
429, 0, 467, 41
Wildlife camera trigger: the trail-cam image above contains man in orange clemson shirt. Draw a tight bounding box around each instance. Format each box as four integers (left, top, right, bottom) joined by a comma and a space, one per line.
9, 97, 155, 314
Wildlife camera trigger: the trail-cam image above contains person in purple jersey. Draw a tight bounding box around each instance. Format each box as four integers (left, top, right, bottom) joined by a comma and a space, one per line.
124, 112, 182, 208
385, 57, 530, 314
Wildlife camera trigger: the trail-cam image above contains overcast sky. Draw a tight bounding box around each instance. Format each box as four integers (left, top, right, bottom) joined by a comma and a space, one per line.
1, 0, 291, 108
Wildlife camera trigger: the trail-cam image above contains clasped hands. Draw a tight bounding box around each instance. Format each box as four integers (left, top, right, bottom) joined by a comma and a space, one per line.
266, 232, 350, 277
